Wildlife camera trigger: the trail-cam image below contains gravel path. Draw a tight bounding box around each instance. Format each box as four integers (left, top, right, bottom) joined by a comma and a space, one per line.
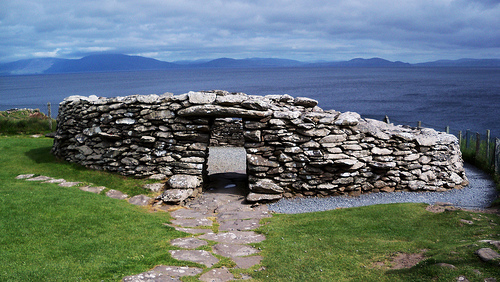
269, 163, 498, 214
207, 147, 498, 214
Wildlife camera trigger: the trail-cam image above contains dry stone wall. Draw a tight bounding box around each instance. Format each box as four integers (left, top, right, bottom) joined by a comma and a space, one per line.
52, 90, 468, 203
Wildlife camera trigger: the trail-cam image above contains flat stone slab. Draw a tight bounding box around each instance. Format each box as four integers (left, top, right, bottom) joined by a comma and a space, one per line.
169, 226, 212, 235
16, 174, 35, 179
106, 189, 128, 199
170, 209, 215, 219
44, 178, 66, 184
476, 248, 500, 262
218, 219, 261, 231
128, 195, 152, 206
199, 231, 266, 244
233, 256, 263, 269
26, 175, 53, 181
170, 237, 208, 249
122, 265, 202, 281
143, 183, 164, 192
58, 181, 81, 187
79, 186, 106, 194
169, 250, 219, 267
217, 211, 271, 221
171, 218, 213, 228
212, 243, 260, 258
199, 267, 234, 282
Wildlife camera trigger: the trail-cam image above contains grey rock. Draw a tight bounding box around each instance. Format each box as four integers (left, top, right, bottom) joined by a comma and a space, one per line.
294, 97, 318, 107
246, 192, 283, 202
170, 237, 208, 249
249, 179, 284, 194
106, 189, 128, 199
212, 243, 260, 258
188, 91, 216, 104
475, 248, 500, 262
169, 250, 219, 267
79, 186, 105, 194
26, 175, 53, 181
199, 231, 266, 244
122, 265, 202, 282
233, 256, 263, 269
161, 189, 194, 203
143, 183, 164, 192
167, 175, 201, 189
128, 195, 151, 206
15, 174, 35, 179
171, 218, 213, 228
198, 267, 234, 282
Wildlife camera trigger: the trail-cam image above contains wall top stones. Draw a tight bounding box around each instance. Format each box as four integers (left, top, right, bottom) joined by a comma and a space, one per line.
53, 90, 468, 204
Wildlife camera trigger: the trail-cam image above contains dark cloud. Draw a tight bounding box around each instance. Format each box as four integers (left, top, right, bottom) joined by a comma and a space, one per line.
1, 0, 499, 63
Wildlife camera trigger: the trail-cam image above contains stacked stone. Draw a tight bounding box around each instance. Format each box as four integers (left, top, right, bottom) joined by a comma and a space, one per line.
52, 90, 468, 204
209, 118, 244, 147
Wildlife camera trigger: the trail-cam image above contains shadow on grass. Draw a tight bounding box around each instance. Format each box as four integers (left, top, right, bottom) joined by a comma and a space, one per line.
24, 146, 87, 172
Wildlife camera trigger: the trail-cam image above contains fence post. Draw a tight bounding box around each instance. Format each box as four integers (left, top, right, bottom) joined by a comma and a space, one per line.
383, 115, 390, 124
475, 132, 481, 160
466, 129, 470, 149
417, 121, 421, 129
47, 102, 52, 131
458, 131, 463, 147
495, 138, 500, 175
486, 130, 491, 166
445, 126, 449, 134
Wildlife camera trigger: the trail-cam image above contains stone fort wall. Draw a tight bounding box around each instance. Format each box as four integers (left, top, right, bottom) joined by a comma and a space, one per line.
52, 90, 468, 203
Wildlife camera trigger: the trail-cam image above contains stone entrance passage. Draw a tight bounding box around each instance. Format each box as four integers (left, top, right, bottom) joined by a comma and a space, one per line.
52, 90, 468, 205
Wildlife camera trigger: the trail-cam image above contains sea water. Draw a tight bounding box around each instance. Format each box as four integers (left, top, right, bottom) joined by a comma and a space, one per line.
1, 67, 499, 137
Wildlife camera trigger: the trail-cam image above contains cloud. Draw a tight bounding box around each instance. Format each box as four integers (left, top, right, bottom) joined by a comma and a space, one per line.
1, 0, 499, 63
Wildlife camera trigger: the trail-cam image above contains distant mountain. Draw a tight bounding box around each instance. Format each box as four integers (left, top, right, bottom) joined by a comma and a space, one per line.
414, 58, 500, 67
44, 54, 178, 73
196, 57, 305, 68
310, 57, 411, 68
0, 58, 65, 75
1, 54, 499, 75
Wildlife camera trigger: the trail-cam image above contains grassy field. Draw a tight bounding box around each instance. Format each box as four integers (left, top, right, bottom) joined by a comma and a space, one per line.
1, 133, 499, 281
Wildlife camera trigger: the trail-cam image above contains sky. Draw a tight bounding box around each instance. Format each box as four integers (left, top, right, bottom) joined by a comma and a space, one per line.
1, 0, 499, 64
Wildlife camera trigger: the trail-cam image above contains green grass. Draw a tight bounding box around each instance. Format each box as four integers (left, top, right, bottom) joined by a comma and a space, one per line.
250, 204, 500, 281
0, 136, 191, 281
1, 135, 499, 281
0, 109, 57, 135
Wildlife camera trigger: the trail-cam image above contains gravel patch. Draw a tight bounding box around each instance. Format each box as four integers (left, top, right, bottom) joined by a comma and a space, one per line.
269, 163, 498, 214
206, 147, 498, 214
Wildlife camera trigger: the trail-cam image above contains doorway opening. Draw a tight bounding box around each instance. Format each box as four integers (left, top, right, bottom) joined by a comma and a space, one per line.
206, 118, 247, 198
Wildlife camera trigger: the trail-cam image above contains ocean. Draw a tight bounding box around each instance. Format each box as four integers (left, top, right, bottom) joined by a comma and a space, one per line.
1, 67, 499, 137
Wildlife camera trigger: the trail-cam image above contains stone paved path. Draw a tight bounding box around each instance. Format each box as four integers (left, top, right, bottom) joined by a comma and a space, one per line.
15, 172, 269, 281
153, 172, 269, 281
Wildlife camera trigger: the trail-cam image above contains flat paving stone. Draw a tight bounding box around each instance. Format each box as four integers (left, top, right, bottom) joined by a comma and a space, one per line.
16, 174, 35, 179
218, 219, 261, 231
79, 186, 106, 194
44, 178, 66, 184
58, 181, 81, 187
199, 267, 234, 282
128, 195, 152, 206
233, 256, 263, 269
106, 189, 128, 199
169, 250, 219, 267
122, 265, 202, 282
143, 183, 164, 192
212, 243, 259, 258
217, 211, 271, 221
199, 231, 266, 244
171, 218, 213, 228
25, 175, 53, 181
170, 237, 208, 249
170, 209, 215, 219
168, 225, 212, 235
